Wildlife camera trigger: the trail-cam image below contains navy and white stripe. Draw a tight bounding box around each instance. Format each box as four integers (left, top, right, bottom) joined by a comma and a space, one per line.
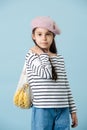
25, 50, 77, 113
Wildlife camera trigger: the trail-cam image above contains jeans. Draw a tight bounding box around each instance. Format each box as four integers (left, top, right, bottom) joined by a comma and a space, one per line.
31, 107, 70, 130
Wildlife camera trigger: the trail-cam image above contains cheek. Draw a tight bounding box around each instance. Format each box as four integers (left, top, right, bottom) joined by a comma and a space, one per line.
32, 34, 37, 41
49, 38, 53, 43
34, 38, 41, 45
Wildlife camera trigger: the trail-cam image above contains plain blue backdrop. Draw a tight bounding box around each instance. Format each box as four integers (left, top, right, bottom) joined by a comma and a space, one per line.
0, 0, 87, 130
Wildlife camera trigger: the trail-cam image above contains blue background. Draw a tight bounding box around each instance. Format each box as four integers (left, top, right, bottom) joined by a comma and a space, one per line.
0, 0, 87, 130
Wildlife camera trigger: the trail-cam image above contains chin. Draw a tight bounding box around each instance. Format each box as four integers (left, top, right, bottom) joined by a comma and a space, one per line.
41, 45, 49, 48
41, 47, 48, 50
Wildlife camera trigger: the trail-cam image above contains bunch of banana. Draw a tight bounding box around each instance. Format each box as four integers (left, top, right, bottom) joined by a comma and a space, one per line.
13, 83, 31, 109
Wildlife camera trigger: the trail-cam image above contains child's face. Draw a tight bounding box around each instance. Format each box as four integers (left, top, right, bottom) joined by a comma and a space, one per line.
32, 28, 54, 50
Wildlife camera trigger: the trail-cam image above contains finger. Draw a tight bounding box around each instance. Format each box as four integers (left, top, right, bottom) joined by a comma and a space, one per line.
71, 119, 78, 128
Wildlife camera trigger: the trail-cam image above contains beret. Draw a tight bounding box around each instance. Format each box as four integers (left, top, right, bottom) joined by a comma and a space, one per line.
31, 16, 61, 35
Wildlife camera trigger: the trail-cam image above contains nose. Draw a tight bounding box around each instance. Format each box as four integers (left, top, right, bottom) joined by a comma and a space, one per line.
42, 35, 46, 40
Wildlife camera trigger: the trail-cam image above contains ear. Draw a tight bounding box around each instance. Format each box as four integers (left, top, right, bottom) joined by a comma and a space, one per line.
32, 34, 35, 40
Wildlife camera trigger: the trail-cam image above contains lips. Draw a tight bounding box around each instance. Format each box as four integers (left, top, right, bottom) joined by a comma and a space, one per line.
41, 42, 48, 44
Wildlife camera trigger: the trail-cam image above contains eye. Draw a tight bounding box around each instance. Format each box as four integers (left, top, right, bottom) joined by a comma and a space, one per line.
46, 33, 50, 36
46, 32, 52, 36
38, 33, 42, 36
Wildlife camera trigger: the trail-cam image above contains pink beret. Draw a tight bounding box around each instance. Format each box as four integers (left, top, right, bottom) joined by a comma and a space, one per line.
31, 16, 61, 35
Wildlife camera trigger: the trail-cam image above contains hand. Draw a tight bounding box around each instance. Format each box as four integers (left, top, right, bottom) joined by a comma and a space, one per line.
30, 46, 57, 57
30, 46, 45, 55
71, 112, 78, 128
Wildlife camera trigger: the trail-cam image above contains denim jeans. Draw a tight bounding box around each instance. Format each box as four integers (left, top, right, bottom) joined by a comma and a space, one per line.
31, 107, 70, 130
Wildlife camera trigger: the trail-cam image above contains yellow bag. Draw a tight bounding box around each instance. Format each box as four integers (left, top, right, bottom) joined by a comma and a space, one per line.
13, 83, 32, 109
13, 62, 32, 109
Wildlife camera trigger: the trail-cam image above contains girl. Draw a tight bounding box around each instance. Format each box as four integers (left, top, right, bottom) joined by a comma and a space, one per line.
25, 16, 78, 130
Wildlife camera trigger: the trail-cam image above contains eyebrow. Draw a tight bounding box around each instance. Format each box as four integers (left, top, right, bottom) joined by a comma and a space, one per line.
35, 31, 51, 34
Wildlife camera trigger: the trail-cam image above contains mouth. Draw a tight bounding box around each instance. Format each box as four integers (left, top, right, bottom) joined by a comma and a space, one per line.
41, 42, 48, 44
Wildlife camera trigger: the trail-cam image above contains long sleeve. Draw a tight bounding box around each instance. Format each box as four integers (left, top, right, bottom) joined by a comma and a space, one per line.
63, 62, 77, 113
25, 50, 52, 79
67, 87, 77, 113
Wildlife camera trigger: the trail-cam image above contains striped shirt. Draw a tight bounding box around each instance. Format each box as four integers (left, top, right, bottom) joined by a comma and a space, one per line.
25, 50, 77, 113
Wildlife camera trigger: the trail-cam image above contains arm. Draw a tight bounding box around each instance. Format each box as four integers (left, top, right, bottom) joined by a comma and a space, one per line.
25, 50, 52, 79
67, 86, 78, 127
63, 58, 78, 127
